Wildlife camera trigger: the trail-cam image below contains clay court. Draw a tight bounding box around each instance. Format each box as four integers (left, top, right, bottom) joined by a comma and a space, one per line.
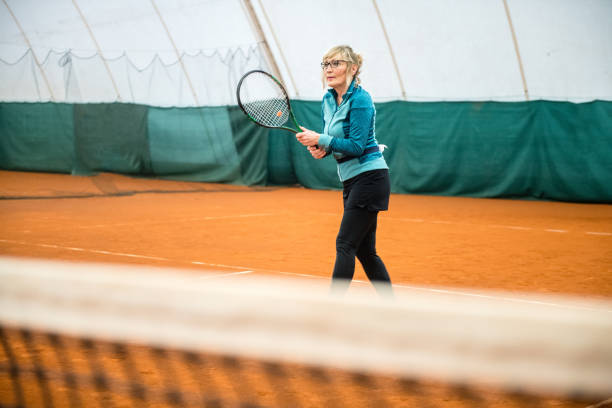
1, 170, 610, 298
2, 1, 611, 406
2, 170, 612, 408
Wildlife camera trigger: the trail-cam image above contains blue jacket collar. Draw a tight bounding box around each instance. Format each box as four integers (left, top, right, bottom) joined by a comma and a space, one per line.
327, 78, 358, 99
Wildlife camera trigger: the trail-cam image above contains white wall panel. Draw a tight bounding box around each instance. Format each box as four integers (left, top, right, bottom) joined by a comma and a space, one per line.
1, 0, 610, 104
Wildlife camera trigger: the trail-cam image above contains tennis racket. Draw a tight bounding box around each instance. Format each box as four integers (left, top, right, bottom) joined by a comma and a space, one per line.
236, 70, 302, 133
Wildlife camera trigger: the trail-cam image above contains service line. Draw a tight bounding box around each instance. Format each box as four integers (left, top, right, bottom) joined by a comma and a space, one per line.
316, 213, 611, 236
386, 217, 610, 236
0, 239, 251, 273
79, 213, 277, 229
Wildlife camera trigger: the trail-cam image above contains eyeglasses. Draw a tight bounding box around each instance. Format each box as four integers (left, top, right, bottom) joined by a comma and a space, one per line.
320, 60, 347, 70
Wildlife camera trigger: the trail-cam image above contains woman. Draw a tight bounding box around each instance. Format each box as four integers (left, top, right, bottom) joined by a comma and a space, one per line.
296, 45, 393, 296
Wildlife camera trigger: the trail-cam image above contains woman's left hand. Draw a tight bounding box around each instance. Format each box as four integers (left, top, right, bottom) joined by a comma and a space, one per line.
296, 126, 320, 147
308, 145, 327, 159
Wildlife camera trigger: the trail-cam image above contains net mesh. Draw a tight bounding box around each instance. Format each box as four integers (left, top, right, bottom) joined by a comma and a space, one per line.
1, 257, 611, 408
0, 46, 268, 107
238, 71, 291, 128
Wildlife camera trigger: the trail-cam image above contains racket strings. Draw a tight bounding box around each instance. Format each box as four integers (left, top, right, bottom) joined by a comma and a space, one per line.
238, 73, 291, 128
250, 98, 289, 127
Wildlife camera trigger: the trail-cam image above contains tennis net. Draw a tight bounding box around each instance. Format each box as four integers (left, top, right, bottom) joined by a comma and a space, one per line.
1, 257, 611, 407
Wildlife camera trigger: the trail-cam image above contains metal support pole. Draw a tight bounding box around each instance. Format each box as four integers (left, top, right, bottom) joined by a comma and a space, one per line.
256, 0, 298, 96
372, 0, 406, 100
502, 0, 529, 101
242, 0, 287, 90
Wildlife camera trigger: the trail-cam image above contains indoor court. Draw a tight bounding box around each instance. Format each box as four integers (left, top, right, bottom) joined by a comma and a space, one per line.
1, 170, 610, 298
1, 170, 612, 408
1, 0, 611, 406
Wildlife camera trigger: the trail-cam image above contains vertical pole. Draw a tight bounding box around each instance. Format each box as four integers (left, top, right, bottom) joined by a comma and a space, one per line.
372, 0, 406, 100
72, 0, 123, 102
256, 0, 299, 97
502, 0, 529, 101
242, 0, 286, 89
2, 0, 56, 101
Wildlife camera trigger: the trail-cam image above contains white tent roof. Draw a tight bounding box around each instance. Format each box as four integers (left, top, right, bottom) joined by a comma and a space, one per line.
1, 0, 611, 106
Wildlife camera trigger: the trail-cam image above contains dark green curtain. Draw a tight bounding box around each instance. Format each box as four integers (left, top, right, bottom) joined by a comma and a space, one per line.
1, 100, 610, 202
268, 100, 612, 202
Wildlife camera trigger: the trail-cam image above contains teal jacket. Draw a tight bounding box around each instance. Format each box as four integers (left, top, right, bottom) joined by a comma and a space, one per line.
317, 80, 388, 182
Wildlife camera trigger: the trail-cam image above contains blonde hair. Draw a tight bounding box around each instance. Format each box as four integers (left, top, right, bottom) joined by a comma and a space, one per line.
321, 45, 363, 88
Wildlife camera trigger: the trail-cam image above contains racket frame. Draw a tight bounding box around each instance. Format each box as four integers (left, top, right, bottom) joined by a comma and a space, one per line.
236, 70, 302, 134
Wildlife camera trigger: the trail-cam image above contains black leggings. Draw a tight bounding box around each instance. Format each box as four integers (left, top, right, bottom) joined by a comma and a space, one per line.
331, 207, 392, 296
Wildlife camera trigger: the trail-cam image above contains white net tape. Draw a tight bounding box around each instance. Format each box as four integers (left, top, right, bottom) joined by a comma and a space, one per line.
1, 256, 611, 401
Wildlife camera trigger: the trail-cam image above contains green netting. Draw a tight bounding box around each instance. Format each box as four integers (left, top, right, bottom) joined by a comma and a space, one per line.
266, 99, 341, 189
534, 101, 612, 201
227, 106, 268, 186
73, 103, 150, 175
0, 103, 74, 173
1, 100, 610, 202
147, 106, 240, 182
0, 102, 267, 186
268, 100, 612, 202
376, 101, 540, 198
266, 127, 298, 186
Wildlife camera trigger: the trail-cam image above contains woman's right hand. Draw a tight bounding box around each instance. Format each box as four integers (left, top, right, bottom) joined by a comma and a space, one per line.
308, 145, 327, 159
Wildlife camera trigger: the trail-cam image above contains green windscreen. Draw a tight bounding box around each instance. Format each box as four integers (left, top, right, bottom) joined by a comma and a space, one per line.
1, 100, 610, 202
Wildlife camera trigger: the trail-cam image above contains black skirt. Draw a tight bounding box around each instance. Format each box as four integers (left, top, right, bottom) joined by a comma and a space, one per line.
342, 169, 390, 212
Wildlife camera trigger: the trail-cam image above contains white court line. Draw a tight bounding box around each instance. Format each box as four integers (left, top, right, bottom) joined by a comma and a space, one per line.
81, 213, 276, 229
490, 224, 533, 231
391, 283, 612, 313
36, 243, 169, 262
263, 273, 612, 313
387, 217, 611, 236
0, 239, 249, 272
1, 239, 611, 313
190, 260, 257, 271
0, 238, 292, 275
276, 271, 328, 280
195, 270, 254, 280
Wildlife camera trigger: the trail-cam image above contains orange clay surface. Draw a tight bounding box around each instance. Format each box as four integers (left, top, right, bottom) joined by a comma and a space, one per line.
1, 170, 611, 408
1, 170, 610, 297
